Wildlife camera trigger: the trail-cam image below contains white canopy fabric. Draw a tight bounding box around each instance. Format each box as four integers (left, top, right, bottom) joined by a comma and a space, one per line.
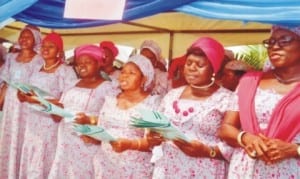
0, 12, 271, 59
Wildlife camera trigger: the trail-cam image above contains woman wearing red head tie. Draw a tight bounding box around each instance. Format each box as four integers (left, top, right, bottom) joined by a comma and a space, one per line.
0, 24, 43, 178
99, 40, 120, 80
150, 37, 237, 178
219, 25, 300, 178
17, 32, 77, 178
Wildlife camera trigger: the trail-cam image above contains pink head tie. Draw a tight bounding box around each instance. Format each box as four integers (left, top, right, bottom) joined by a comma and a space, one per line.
271, 25, 300, 37
190, 37, 225, 73
42, 32, 63, 52
75, 44, 104, 64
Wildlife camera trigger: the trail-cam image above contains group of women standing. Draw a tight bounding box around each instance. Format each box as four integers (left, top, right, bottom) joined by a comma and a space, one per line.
0, 23, 299, 179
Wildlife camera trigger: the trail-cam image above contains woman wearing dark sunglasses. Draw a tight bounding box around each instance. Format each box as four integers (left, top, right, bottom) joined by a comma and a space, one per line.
219, 25, 300, 178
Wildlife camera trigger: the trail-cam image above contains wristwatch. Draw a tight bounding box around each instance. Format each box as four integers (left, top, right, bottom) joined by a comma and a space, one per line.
297, 144, 300, 157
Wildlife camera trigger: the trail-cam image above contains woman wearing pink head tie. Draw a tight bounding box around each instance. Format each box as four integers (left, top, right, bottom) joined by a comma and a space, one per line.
149, 37, 237, 178
17, 32, 77, 178
48, 44, 119, 179
0, 24, 43, 178
219, 25, 300, 178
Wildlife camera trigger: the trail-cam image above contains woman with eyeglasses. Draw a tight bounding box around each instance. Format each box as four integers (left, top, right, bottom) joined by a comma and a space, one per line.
218, 25, 300, 178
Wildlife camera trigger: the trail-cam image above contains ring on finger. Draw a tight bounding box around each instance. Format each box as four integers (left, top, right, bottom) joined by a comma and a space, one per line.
250, 151, 257, 157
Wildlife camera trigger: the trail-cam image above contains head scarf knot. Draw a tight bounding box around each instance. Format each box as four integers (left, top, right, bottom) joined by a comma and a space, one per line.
20, 25, 42, 53
100, 41, 119, 58
128, 54, 154, 91
75, 44, 105, 64
190, 37, 225, 73
42, 32, 63, 53
271, 25, 300, 37
140, 40, 166, 66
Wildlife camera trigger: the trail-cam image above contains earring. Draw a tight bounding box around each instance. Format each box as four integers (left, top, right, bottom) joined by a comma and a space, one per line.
211, 73, 215, 82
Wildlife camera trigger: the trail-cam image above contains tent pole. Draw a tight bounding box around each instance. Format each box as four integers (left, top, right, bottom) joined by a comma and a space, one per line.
168, 32, 174, 65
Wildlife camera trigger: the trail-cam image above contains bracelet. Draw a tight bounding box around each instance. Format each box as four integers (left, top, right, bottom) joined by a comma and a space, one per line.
209, 146, 217, 158
90, 116, 97, 125
296, 144, 300, 157
137, 140, 142, 150
237, 131, 247, 148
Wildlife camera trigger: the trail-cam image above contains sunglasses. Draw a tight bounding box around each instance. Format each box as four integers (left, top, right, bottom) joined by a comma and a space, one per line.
262, 35, 300, 48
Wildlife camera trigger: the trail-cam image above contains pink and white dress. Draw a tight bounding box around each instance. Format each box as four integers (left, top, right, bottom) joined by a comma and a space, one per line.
0, 53, 43, 179
152, 86, 236, 179
48, 81, 119, 179
228, 88, 300, 179
19, 64, 77, 178
93, 95, 161, 179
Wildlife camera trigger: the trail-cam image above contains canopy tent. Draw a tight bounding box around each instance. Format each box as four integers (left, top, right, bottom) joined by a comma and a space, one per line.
2, 0, 300, 28
0, 13, 271, 59
1, 0, 299, 58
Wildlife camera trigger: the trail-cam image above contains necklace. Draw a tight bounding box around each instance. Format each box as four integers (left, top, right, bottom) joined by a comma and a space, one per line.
172, 100, 194, 116
190, 80, 215, 89
43, 60, 60, 70
272, 71, 300, 84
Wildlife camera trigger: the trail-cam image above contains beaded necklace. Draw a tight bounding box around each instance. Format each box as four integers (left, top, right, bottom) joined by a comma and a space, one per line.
172, 100, 194, 116
43, 60, 60, 70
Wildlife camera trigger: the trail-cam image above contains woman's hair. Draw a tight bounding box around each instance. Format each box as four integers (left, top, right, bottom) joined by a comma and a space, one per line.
186, 47, 206, 58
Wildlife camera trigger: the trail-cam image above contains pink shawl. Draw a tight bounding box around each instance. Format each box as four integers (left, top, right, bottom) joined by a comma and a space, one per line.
238, 71, 300, 142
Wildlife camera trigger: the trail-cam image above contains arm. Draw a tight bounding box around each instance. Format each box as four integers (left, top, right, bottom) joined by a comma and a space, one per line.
218, 111, 241, 147
110, 131, 164, 153
173, 139, 224, 160
74, 113, 98, 125
218, 111, 270, 162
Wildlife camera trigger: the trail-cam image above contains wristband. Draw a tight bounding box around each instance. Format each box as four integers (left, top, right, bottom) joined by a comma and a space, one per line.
90, 116, 97, 125
237, 131, 247, 148
137, 140, 142, 150
297, 144, 300, 157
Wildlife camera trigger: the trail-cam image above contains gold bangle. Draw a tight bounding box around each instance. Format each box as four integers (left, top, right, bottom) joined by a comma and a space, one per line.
209, 146, 216, 158
296, 144, 300, 157
90, 116, 97, 125
137, 140, 142, 150
237, 131, 246, 148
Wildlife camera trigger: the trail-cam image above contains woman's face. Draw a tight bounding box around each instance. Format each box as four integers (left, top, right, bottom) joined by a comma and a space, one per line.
118, 62, 145, 91
18, 29, 35, 50
102, 47, 114, 68
184, 54, 214, 86
267, 29, 300, 69
41, 40, 60, 61
74, 54, 100, 78
140, 48, 157, 67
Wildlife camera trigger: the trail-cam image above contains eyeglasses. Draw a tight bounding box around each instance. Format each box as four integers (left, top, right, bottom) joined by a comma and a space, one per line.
262, 35, 300, 48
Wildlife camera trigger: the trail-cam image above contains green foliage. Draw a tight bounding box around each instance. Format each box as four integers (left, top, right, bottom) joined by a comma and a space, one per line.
234, 44, 268, 70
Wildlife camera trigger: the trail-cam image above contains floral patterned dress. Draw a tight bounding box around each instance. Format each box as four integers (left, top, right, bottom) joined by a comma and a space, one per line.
93, 95, 161, 179
19, 64, 77, 178
48, 81, 119, 179
0, 53, 43, 179
228, 88, 300, 179
152, 86, 236, 179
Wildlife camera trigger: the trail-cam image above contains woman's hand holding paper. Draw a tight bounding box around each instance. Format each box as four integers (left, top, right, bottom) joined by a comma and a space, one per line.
80, 135, 101, 145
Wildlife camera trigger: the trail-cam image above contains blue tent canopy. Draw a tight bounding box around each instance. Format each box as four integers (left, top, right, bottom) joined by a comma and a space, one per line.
1, 0, 300, 29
